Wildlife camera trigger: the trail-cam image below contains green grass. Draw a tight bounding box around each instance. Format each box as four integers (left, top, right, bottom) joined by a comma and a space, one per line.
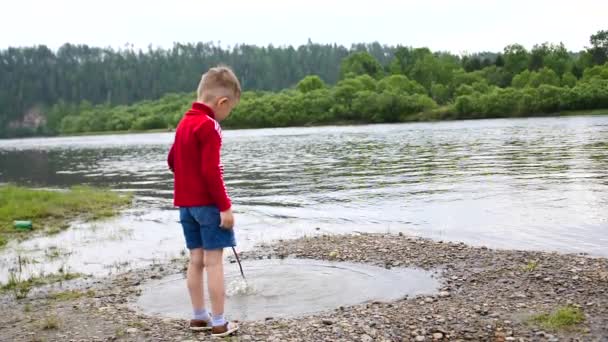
48, 289, 95, 301
530, 306, 585, 330
4, 272, 32, 299
0, 185, 132, 246
41, 313, 60, 330
44, 246, 71, 261
523, 260, 539, 272
115, 327, 126, 337
127, 321, 145, 328
1, 270, 83, 299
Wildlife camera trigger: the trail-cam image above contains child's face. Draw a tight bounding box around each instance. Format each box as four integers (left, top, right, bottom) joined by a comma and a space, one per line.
214, 97, 238, 122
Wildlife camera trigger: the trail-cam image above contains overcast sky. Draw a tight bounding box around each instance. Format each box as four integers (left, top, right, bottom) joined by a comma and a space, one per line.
1, 0, 606, 53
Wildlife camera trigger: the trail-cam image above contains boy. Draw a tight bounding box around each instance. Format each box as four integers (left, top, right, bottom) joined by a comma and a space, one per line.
168, 66, 241, 337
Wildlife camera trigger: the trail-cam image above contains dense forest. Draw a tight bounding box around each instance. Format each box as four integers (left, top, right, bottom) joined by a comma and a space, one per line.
1, 30, 607, 137
0, 41, 388, 136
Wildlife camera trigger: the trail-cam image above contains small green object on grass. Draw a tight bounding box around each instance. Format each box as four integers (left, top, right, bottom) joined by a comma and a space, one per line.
14, 220, 33, 230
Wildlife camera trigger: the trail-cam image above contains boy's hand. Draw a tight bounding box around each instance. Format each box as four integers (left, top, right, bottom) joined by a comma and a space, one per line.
220, 209, 234, 229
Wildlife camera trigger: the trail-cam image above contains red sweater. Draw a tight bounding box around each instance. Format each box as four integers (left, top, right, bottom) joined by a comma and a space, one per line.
168, 102, 232, 211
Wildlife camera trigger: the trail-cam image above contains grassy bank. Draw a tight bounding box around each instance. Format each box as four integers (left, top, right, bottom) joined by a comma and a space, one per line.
50, 107, 607, 139
0, 185, 132, 247
61, 127, 173, 137
560, 108, 608, 116
1, 269, 82, 299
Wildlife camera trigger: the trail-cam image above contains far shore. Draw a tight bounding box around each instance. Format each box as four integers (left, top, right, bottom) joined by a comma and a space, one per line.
1, 108, 606, 141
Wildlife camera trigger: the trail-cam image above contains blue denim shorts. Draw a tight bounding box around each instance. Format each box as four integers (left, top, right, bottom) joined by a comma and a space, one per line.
179, 206, 236, 250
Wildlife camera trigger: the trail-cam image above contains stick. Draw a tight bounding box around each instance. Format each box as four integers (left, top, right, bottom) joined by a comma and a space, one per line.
232, 246, 246, 279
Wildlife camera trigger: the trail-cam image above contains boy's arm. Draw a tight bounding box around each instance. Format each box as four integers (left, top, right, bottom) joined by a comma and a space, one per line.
167, 144, 175, 173
197, 122, 232, 212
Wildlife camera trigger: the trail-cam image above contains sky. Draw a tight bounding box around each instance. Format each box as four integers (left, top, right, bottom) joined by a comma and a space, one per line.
1, 0, 606, 54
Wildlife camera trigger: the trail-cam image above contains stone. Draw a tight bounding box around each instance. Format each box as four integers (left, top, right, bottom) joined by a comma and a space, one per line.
415, 336, 426, 341
361, 334, 373, 342
126, 328, 138, 334
433, 332, 444, 340
509, 292, 526, 299
364, 327, 377, 337
322, 319, 333, 325
439, 291, 450, 298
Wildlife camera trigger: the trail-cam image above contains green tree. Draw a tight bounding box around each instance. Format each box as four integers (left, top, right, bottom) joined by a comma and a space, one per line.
543, 43, 572, 76
377, 75, 426, 94
529, 44, 549, 70
389, 46, 416, 75
589, 30, 608, 65
529, 67, 560, 87
296, 75, 326, 93
582, 63, 608, 81
503, 44, 530, 77
409, 53, 459, 91
481, 66, 511, 87
340, 51, 384, 79
431, 83, 450, 104
462, 56, 483, 72
561, 72, 577, 88
512, 70, 532, 88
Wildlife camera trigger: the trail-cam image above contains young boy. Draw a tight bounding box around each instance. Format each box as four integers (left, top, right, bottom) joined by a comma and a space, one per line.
168, 66, 241, 337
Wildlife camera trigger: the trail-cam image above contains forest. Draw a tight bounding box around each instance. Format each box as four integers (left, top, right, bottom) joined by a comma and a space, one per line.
1, 30, 607, 137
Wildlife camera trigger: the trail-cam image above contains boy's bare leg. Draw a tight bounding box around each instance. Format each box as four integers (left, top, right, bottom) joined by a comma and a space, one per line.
204, 249, 225, 316
187, 248, 206, 311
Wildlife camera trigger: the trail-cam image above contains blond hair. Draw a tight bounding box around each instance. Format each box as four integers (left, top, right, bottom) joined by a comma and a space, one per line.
197, 65, 241, 103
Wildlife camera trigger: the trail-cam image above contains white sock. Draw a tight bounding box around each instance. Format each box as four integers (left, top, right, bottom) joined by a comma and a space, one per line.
212, 314, 226, 326
193, 308, 210, 321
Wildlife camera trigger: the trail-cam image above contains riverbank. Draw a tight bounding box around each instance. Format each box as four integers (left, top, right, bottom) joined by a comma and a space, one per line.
0, 185, 132, 247
559, 108, 608, 116
1, 233, 606, 341
29, 108, 608, 140
57, 108, 608, 137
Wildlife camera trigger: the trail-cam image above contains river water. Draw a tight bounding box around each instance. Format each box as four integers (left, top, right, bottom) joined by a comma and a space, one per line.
0, 116, 607, 281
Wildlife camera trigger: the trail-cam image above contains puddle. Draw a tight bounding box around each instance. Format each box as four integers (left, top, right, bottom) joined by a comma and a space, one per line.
136, 259, 439, 321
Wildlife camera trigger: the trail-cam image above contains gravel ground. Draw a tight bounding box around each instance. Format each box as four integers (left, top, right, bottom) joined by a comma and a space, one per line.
1, 233, 607, 342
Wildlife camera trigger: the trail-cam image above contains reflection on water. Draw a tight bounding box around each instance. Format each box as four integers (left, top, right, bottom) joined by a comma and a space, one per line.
0, 116, 607, 281
136, 259, 439, 321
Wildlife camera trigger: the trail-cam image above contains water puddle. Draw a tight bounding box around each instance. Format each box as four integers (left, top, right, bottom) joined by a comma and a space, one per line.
135, 259, 439, 321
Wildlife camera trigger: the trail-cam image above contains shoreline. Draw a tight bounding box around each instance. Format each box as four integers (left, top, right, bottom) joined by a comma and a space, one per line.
1, 233, 606, 341
1, 109, 607, 141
